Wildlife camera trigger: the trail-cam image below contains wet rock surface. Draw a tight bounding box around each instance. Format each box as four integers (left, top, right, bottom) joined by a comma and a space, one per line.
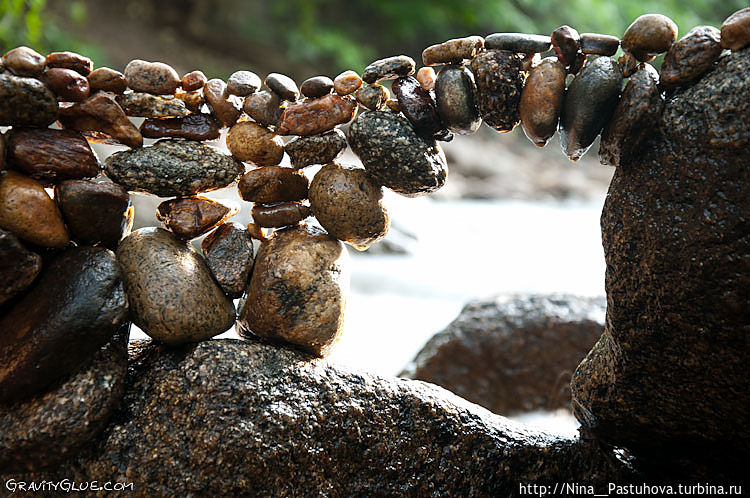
333, 70, 362, 96
140, 113, 220, 141
391, 76, 446, 140
202, 222, 254, 298
116, 92, 190, 118
362, 55, 415, 84
571, 47, 750, 481
203, 78, 241, 127
264, 73, 299, 101
123, 59, 180, 95
43, 67, 90, 101
104, 138, 244, 196
156, 196, 233, 240
238, 166, 308, 203
45, 51, 93, 75
251, 201, 311, 228
659, 26, 722, 89
551, 25, 581, 69
470, 50, 524, 133
0, 247, 128, 403
520, 57, 567, 147
276, 94, 357, 136
181, 70, 207, 92
58, 92, 143, 148
403, 295, 605, 415
435, 65, 481, 134
87, 67, 127, 94
348, 110, 447, 197
621, 14, 678, 61
227, 70, 261, 96
0, 229, 41, 306
284, 129, 347, 169
721, 8, 750, 50
0, 72, 58, 127
242, 89, 283, 127
2, 46, 45, 77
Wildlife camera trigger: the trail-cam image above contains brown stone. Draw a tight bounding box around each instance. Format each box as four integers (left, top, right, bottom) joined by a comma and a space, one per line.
181, 70, 207, 91
116, 92, 190, 118
721, 8, 750, 50
45, 51, 92, 75
87, 67, 127, 94
551, 25, 581, 69
300, 75, 333, 98
238, 166, 309, 203
6, 127, 99, 185
362, 55, 415, 84
422, 36, 484, 66
621, 14, 678, 62
203, 78, 241, 127
416, 66, 436, 91
242, 90, 283, 127
355, 84, 389, 111
238, 224, 349, 356
580, 33, 620, 56
264, 73, 299, 101
660, 26, 722, 89
156, 196, 234, 240
385, 98, 401, 112
2, 46, 45, 77
58, 92, 143, 148
54, 179, 133, 249
123, 59, 180, 95
140, 113, 220, 141
251, 202, 311, 228
226, 121, 284, 165
617, 52, 639, 78
227, 70, 261, 96
333, 70, 362, 96
0, 171, 69, 248
201, 222, 255, 298
42, 68, 89, 102
0, 228, 41, 306
246, 222, 267, 241
309, 163, 389, 250
175, 89, 205, 113
391, 76, 446, 139
276, 94, 357, 136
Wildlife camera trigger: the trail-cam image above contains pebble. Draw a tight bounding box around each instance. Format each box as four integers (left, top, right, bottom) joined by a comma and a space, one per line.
238, 166, 309, 203
227, 70, 261, 96
484, 33, 552, 53
57, 92, 143, 148
123, 59, 181, 95
54, 179, 133, 249
116, 227, 236, 345
226, 121, 285, 165
140, 113, 220, 141
580, 33, 620, 56
599, 63, 663, 167
6, 127, 99, 185
0, 73, 58, 127
309, 162, 389, 250
385, 98, 401, 112
362, 55, 415, 84
333, 70, 362, 96
87, 67, 128, 94
264, 73, 299, 101
617, 51, 639, 78
276, 94, 357, 136
243, 90, 283, 127
201, 222, 255, 298
104, 138, 244, 196
284, 129, 347, 169
156, 196, 234, 240
0, 171, 69, 248
181, 70, 207, 91
348, 110, 447, 197
660, 26, 722, 89
237, 224, 349, 357
176, 89, 205, 113
116, 92, 190, 118
551, 25, 581, 69
45, 51, 93, 75
246, 222, 267, 241
2, 46, 45, 77
391, 76, 446, 139
470, 49, 525, 133
519, 57, 567, 147
0, 247, 127, 403
0, 229, 41, 306
356, 84, 389, 111
416, 66, 436, 91
721, 8, 750, 50
435, 65, 481, 134
203, 78, 242, 127
422, 36, 484, 66
559, 56, 623, 161
251, 202, 311, 228
43, 68, 90, 102
300, 75, 334, 98
621, 14, 678, 62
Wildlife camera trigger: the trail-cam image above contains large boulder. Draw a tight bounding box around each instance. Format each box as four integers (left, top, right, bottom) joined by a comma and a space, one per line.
571, 47, 750, 480
402, 294, 605, 415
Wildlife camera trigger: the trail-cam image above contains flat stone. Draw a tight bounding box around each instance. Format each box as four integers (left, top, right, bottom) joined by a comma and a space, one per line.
181, 70, 207, 91
45, 51, 92, 75
348, 110, 447, 197
0, 229, 41, 306
0, 247, 128, 403
226, 121, 284, 165
54, 179, 133, 249
333, 70, 362, 96
0, 72, 58, 127
470, 49, 524, 133
201, 222, 254, 298
300, 75, 333, 98
355, 83, 388, 111
116, 92, 190, 118
721, 8, 750, 50
660, 26, 722, 89
140, 113, 220, 141
43, 67, 90, 102
422, 36, 484, 66
559, 56, 623, 161
203, 78, 242, 127
600, 63, 663, 167
485, 33, 552, 53
117, 227, 236, 345
238, 224, 349, 356
238, 166, 309, 203
284, 129, 347, 169
264, 72, 299, 101
621, 14, 678, 62
156, 196, 233, 240
580, 33, 620, 56
551, 25, 581, 69
123, 59, 180, 95
58, 92, 143, 148
104, 138, 244, 196
87, 67, 127, 94
276, 94, 357, 136
251, 202, 311, 228
227, 70, 261, 96
242, 90, 283, 127
6, 127, 99, 185
2, 46, 45, 77
520, 57, 567, 147
362, 55, 415, 84
435, 65, 481, 134
0, 170, 69, 248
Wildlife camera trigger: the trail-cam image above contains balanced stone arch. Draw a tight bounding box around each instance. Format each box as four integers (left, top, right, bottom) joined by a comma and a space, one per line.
0, 7, 748, 494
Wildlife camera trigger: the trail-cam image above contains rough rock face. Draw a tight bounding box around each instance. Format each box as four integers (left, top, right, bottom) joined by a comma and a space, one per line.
571, 47, 750, 480
4, 340, 633, 495
402, 295, 605, 415
0, 73, 58, 127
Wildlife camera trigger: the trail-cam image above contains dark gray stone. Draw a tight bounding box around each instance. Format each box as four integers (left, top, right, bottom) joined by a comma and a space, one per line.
435, 65, 481, 134
580, 33, 620, 56
264, 72, 299, 101
243, 90, 283, 127
470, 50, 525, 133
202, 222, 255, 298
300, 75, 333, 98
0, 72, 58, 127
0, 228, 41, 305
485, 33, 552, 53
284, 129, 347, 169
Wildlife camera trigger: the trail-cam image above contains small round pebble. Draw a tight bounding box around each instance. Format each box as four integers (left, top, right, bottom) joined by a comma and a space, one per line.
243, 90, 283, 127
362, 55, 415, 84
300, 75, 334, 98
285, 129, 347, 169
721, 8, 750, 50
660, 26, 722, 89
551, 25, 581, 69
156, 196, 234, 240
621, 14, 678, 62
416, 67, 437, 91
227, 70, 261, 96
2, 46, 45, 77
87, 67, 127, 94
181, 70, 207, 91
123, 59, 181, 95
43, 68, 90, 102
520, 57, 567, 147
333, 70, 363, 96
356, 84, 389, 111
265, 73, 299, 101
45, 51, 92, 75
226, 121, 284, 166
238, 166, 309, 203
484, 33, 552, 53
251, 202, 311, 228
422, 36, 484, 66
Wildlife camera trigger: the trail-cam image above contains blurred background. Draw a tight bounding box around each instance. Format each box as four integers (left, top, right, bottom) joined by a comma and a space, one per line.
1, 0, 741, 432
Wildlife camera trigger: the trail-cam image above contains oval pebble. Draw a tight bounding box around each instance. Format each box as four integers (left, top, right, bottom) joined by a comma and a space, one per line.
123, 59, 181, 95
520, 57, 567, 147
621, 14, 678, 62
227, 70, 261, 96
156, 196, 234, 240
333, 70, 363, 96
391, 76, 446, 139
551, 25, 581, 69
580, 33, 620, 56
87, 67, 128, 94
227, 121, 284, 166
416, 67, 437, 91
660, 26, 722, 89
181, 70, 207, 91
435, 65, 481, 134
356, 84, 389, 111
300, 75, 334, 98
238, 166, 309, 203
362, 55, 415, 84
140, 113, 220, 141
115, 92, 190, 118
251, 202, 311, 228
2, 46, 45, 77
422, 36, 484, 66
284, 129, 347, 169
276, 94, 357, 136
243, 90, 283, 127
721, 8, 750, 50
43, 68, 90, 102
265, 73, 299, 101
45, 51, 92, 75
